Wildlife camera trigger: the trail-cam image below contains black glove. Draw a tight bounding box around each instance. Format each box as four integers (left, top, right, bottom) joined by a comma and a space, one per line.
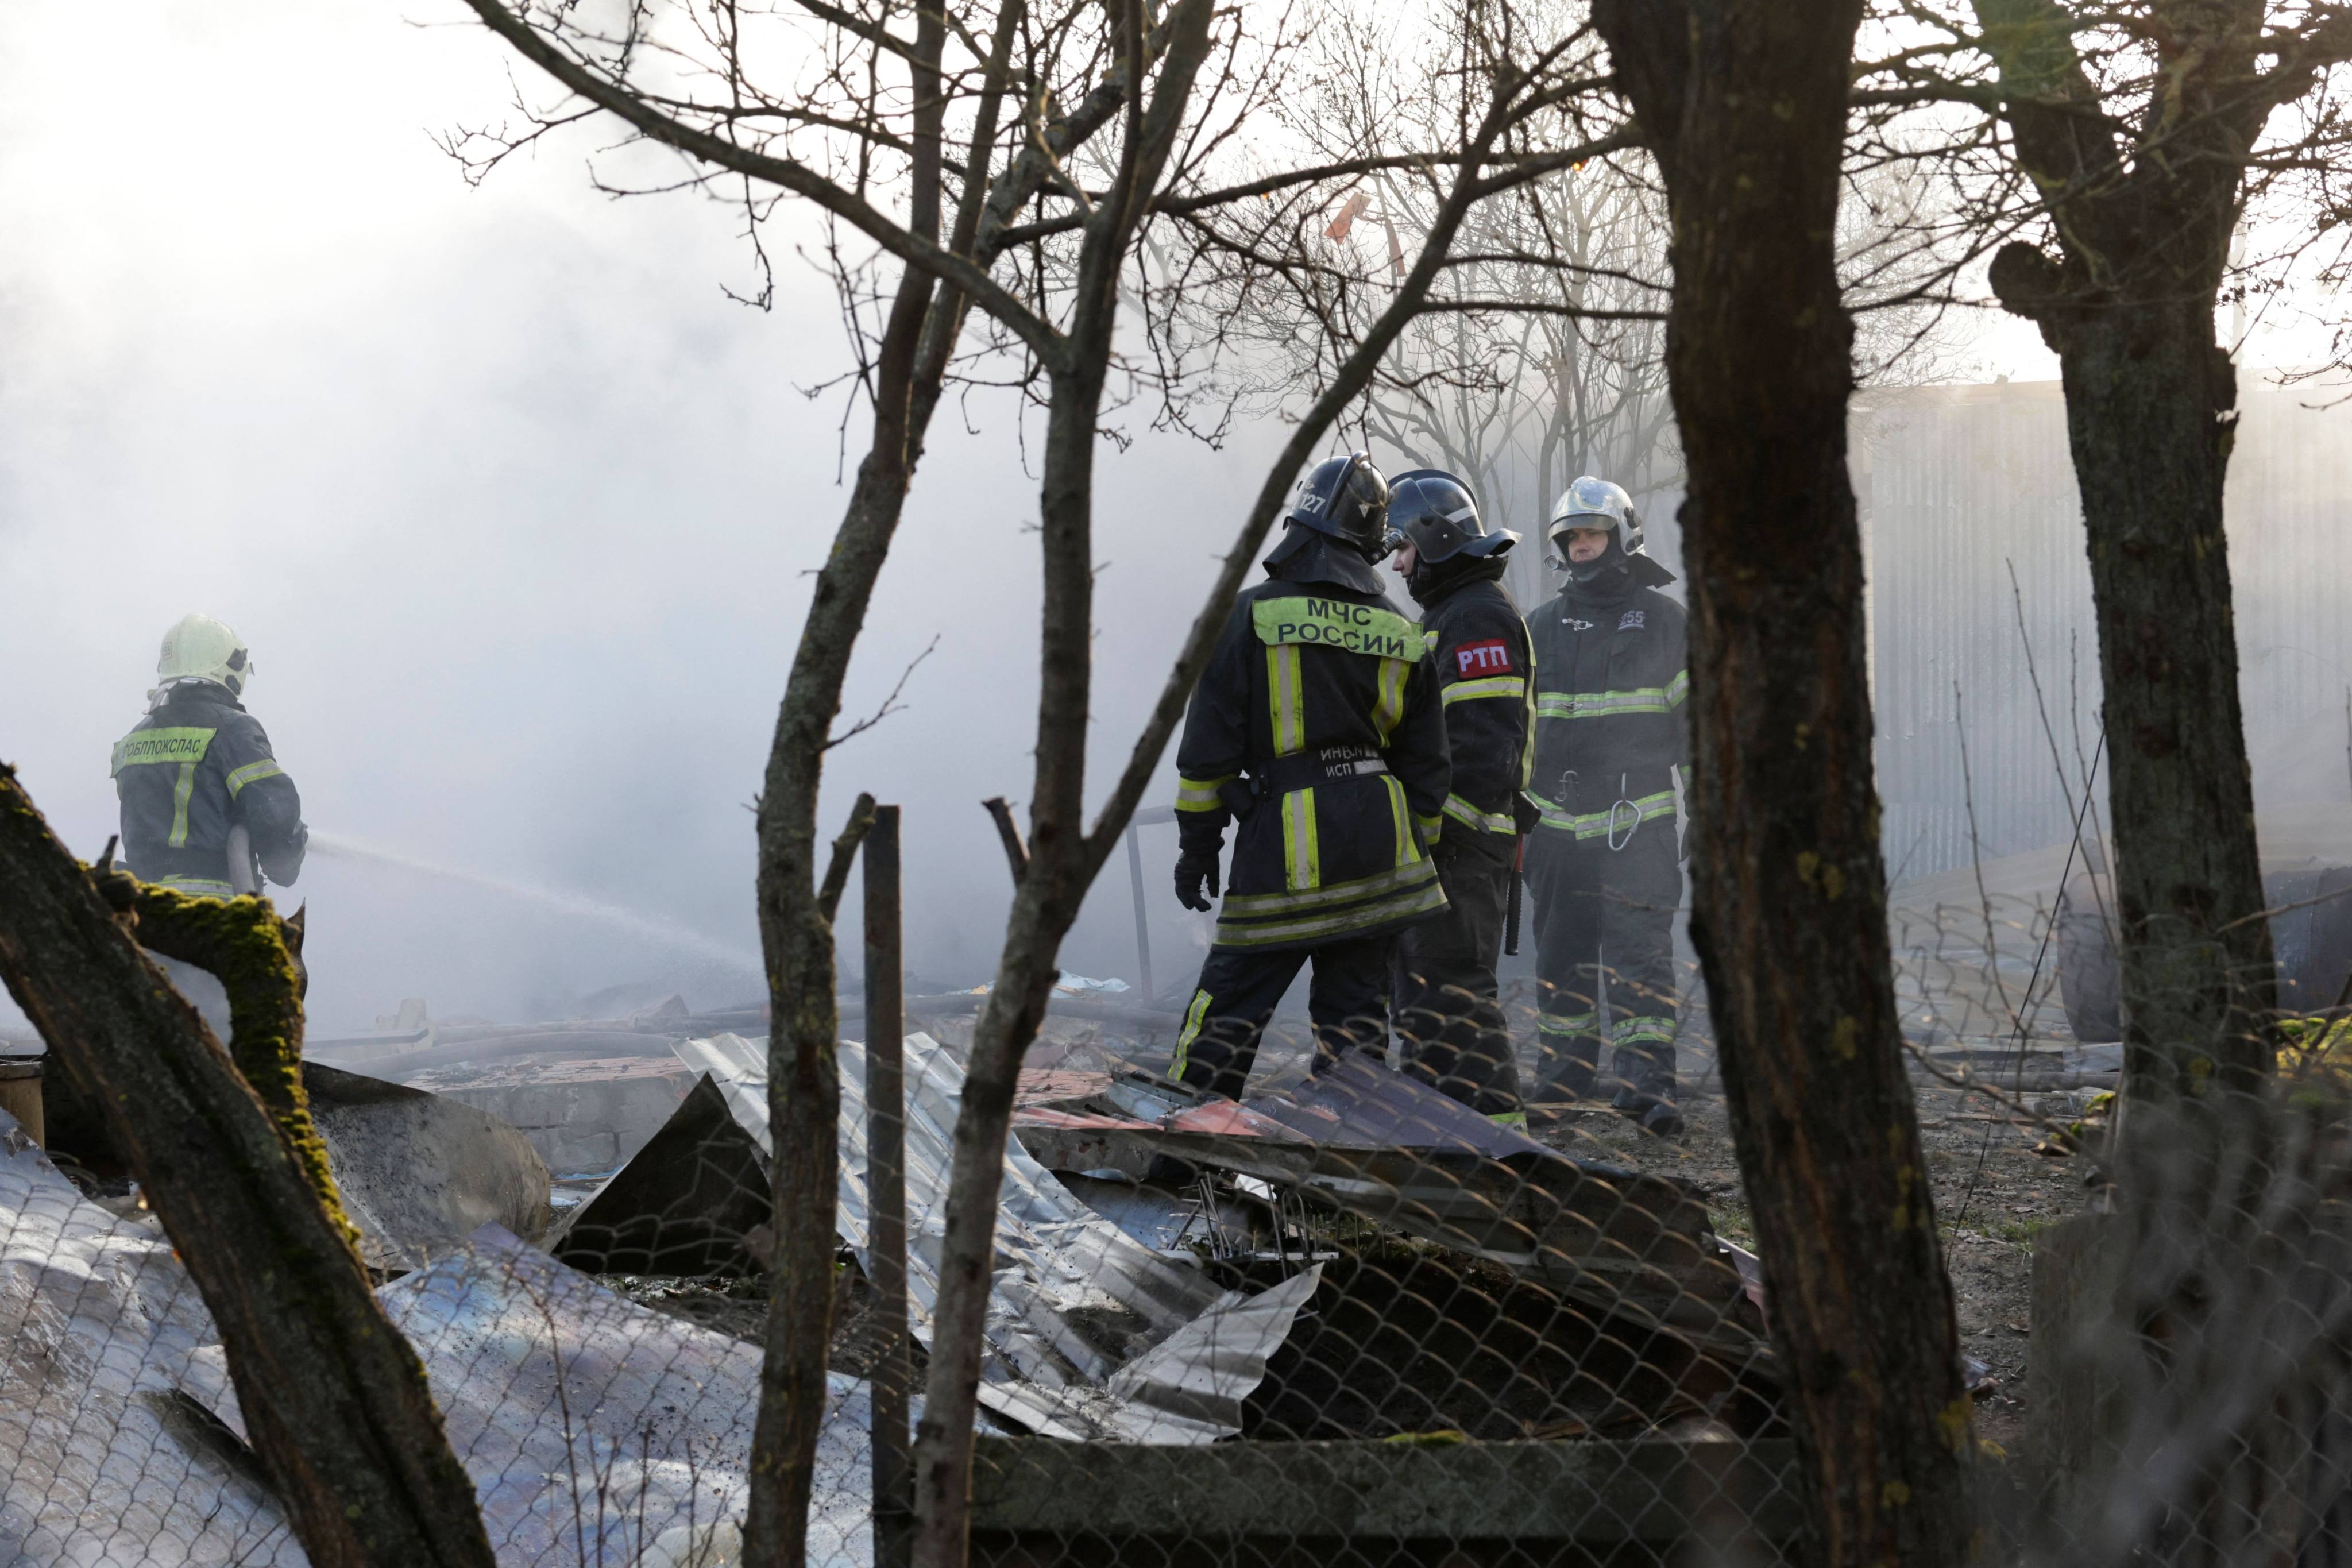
1174, 851, 1222, 912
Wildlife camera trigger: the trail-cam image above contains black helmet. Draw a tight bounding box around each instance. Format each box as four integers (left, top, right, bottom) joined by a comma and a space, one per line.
1284, 451, 1392, 559
1387, 469, 1518, 565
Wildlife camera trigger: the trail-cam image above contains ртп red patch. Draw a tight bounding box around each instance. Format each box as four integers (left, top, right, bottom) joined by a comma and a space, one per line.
1455, 639, 1513, 677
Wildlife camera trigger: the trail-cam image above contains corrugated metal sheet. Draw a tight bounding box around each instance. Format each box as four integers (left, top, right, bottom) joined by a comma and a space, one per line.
1859, 377, 2352, 881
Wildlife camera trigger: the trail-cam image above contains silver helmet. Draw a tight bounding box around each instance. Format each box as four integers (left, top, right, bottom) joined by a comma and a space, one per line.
1547, 475, 1643, 558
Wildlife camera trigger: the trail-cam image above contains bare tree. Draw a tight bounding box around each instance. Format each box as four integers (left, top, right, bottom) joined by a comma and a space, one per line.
1586, 4, 1982, 1566
458, 2, 1623, 1562
1361, 157, 1679, 618
1213, 10, 1968, 619
455, 3, 1211, 1557
1841, 17, 2352, 1552
899, 19, 1629, 1560
1186, 7, 1678, 566
1855, 0, 2352, 1128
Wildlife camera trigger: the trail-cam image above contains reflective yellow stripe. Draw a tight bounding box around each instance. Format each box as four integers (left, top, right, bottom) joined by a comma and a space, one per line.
111, 725, 216, 776
1666, 670, 1690, 709
1442, 676, 1524, 706
1415, 811, 1443, 843
168, 763, 199, 848
1384, 777, 1421, 866
1168, 989, 1214, 1082
1519, 647, 1539, 790
1175, 774, 1233, 813
1612, 1015, 1677, 1045
1525, 789, 1677, 840
1536, 1009, 1597, 1036
224, 759, 283, 797
1222, 860, 1440, 917
1443, 795, 1514, 834
1268, 644, 1305, 755
1536, 688, 1674, 719
1215, 869, 1446, 947
1487, 1111, 1529, 1129
1281, 786, 1320, 889
1373, 657, 1409, 742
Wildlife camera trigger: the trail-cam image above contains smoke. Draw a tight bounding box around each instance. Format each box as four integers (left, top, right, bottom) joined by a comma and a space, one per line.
0, 0, 1295, 1033
27, 6, 2335, 1039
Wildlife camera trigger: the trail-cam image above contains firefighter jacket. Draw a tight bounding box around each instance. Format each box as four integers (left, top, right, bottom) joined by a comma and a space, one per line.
113, 681, 308, 894
1409, 559, 1535, 851
1526, 562, 1688, 842
1174, 577, 1452, 952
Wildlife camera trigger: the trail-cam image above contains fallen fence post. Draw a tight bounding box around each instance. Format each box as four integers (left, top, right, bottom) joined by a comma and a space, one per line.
866, 802, 913, 1568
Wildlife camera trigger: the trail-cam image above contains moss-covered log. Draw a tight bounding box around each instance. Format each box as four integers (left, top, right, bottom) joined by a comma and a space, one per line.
0, 763, 493, 1568
110, 877, 357, 1250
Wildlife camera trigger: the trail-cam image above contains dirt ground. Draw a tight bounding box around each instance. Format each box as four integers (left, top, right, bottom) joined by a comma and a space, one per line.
1534, 1067, 2100, 1453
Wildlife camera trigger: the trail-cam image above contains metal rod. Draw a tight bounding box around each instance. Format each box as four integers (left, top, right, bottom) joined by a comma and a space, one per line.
1125, 822, 1154, 1005
863, 804, 912, 1568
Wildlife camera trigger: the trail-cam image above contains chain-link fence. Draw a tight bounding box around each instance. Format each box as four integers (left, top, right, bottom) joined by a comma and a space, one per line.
5, 849, 2350, 1565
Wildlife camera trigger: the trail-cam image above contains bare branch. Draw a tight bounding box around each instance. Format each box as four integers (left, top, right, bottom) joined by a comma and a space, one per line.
825, 634, 941, 749
980, 795, 1029, 883
459, 0, 1070, 368
818, 792, 880, 922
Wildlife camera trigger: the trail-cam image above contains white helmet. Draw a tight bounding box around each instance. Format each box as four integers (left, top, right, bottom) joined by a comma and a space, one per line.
156, 613, 253, 697
1547, 475, 1643, 557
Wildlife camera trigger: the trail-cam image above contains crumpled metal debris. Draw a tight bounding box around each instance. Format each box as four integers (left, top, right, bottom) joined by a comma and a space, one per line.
183, 1224, 888, 1563
670, 1032, 1320, 1442
304, 1062, 553, 1270
0, 1109, 301, 1565
0, 1098, 889, 1565
1011, 1052, 1766, 1362
545, 1072, 770, 1277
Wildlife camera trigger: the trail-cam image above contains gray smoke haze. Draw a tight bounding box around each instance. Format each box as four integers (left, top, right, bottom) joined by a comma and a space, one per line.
0, 0, 1293, 1032
10, 5, 2347, 1042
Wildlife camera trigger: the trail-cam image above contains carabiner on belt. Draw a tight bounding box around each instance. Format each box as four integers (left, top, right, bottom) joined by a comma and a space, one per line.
1606, 773, 1641, 852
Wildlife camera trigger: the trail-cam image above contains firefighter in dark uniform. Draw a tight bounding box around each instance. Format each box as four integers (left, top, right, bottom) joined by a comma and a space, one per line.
1524, 478, 1688, 1136
1385, 470, 1533, 1125
1167, 453, 1452, 1099
114, 615, 308, 1030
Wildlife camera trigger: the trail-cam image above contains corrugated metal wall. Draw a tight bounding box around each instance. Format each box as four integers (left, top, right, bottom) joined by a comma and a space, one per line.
1861, 377, 2352, 880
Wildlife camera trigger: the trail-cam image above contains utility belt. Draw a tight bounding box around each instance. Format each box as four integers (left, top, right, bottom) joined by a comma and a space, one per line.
1545, 765, 1675, 813
1532, 765, 1678, 849
1218, 746, 1389, 815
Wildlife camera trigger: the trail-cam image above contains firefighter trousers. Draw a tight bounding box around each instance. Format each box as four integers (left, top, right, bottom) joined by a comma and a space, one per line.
1392, 837, 1524, 1122
1523, 821, 1682, 1111
1169, 934, 1393, 1100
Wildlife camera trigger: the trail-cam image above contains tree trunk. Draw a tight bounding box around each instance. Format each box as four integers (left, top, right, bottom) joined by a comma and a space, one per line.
1589, 3, 1979, 1565
742, 1, 950, 1551
741, 3, 1203, 1551
2029, 278, 2274, 1109
1987, 250, 2284, 1568
0, 768, 493, 1568
747, 419, 929, 1565
908, 341, 1107, 1568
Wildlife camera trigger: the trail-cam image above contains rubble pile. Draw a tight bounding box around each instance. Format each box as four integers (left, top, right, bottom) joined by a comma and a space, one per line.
0, 992, 1784, 1563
